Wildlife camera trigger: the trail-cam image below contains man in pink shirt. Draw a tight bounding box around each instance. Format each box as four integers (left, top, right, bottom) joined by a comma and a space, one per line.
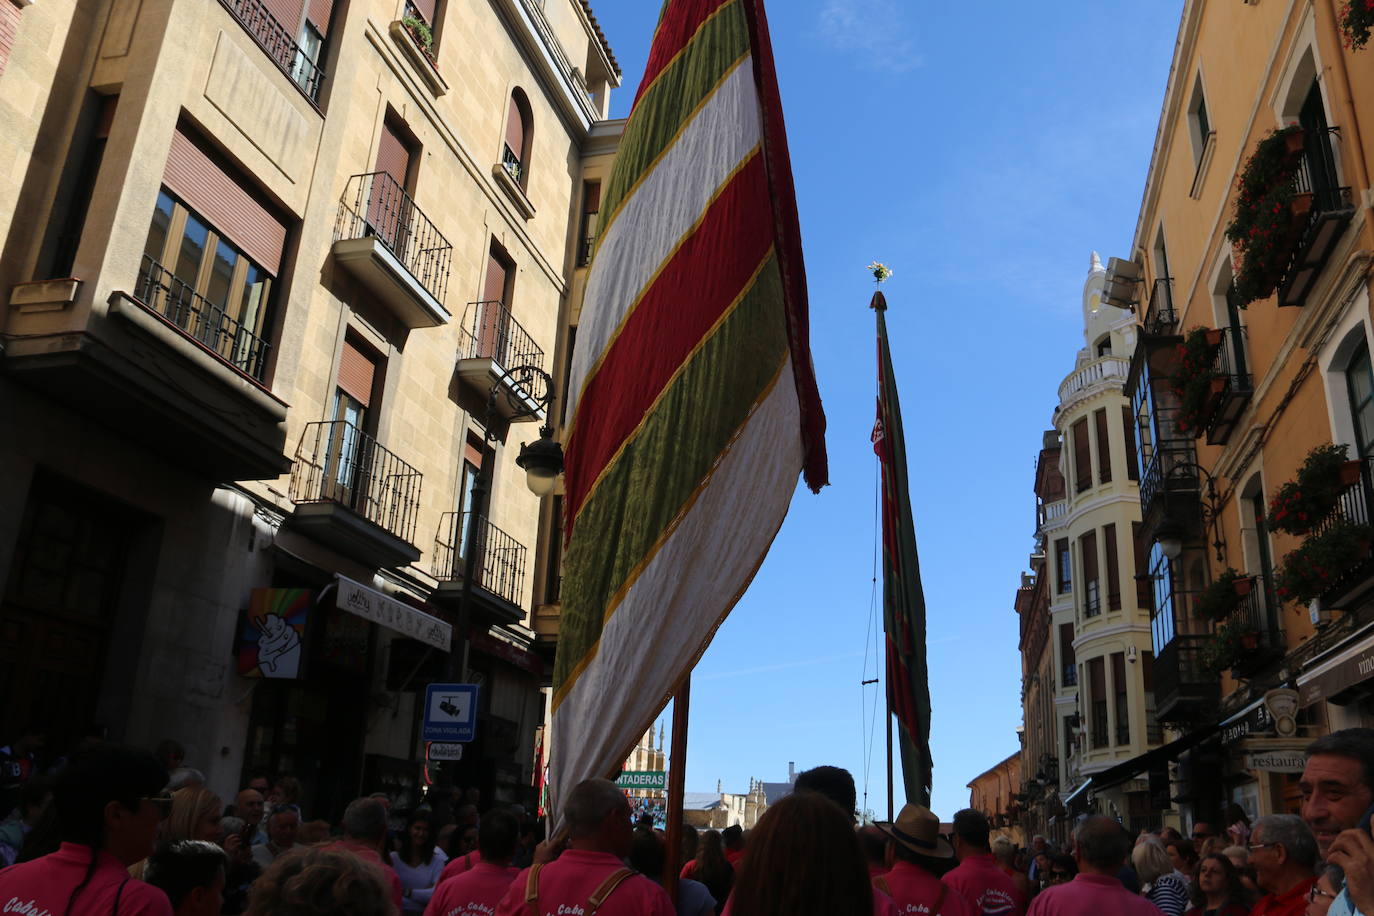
0, 745, 174, 916
427, 808, 520, 916
1027, 816, 1164, 916
874, 803, 976, 916
942, 809, 1026, 916
323, 796, 405, 909
495, 778, 674, 916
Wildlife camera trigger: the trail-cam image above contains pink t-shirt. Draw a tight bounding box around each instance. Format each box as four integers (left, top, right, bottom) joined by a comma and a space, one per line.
441, 851, 483, 883
323, 839, 404, 909
879, 860, 977, 916
495, 849, 675, 916
0, 843, 173, 916
425, 861, 519, 916
1026, 873, 1165, 916
942, 854, 1026, 916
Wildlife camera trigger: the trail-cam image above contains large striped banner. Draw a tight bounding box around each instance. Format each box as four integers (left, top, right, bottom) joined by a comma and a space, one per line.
549, 0, 827, 822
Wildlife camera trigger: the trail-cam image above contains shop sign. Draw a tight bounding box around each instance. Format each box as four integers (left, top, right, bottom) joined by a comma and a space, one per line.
427, 742, 464, 761
616, 771, 667, 790
1298, 635, 1374, 707
237, 588, 311, 679
1221, 703, 1274, 746
337, 575, 451, 651
470, 630, 543, 676
1244, 750, 1306, 773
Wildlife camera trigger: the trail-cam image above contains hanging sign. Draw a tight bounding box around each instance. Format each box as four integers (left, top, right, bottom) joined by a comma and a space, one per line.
336, 575, 452, 651
616, 771, 667, 791
237, 588, 311, 679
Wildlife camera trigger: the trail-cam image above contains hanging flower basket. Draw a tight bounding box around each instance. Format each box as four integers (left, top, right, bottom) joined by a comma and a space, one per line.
1195, 568, 1246, 621
1226, 126, 1308, 306
1339, 460, 1364, 487
1273, 519, 1374, 604
1266, 444, 1353, 535
1339, 0, 1374, 50
1170, 327, 1223, 436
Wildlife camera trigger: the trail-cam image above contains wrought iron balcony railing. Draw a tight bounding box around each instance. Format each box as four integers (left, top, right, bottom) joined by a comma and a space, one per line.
1204, 325, 1253, 445
1144, 278, 1177, 337
1228, 574, 1284, 677
1279, 127, 1357, 307
1154, 634, 1219, 724
460, 300, 546, 374
219, 0, 325, 101
577, 233, 596, 268
1090, 704, 1109, 749
133, 255, 271, 382
1140, 440, 1200, 515
501, 145, 523, 184
335, 172, 452, 304
433, 512, 529, 611
290, 421, 422, 544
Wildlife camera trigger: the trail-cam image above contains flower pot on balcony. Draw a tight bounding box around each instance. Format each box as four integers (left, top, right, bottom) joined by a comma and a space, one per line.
1204, 328, 1225, 349
1290, 191, 1315, 226
1239, 632, 1259, 651
1232, 576, 1254, 598
1283, 128, 1307, 164
1339, 460, 1364, 487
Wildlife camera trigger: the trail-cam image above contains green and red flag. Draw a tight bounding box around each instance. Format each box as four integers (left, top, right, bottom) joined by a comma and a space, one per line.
549, 0, 827, 821
871, 290, 933, 808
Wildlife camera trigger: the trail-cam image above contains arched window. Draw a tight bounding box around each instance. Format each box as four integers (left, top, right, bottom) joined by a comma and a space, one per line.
502, 90, 533, 188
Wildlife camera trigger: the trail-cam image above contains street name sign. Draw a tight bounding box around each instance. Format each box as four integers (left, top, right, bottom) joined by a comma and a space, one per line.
423, 683, 478, 742
616, 771, 667, 790
427, 742, 464, 761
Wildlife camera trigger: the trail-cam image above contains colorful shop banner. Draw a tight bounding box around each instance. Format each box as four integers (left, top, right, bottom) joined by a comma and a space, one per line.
238, 588, 311, 679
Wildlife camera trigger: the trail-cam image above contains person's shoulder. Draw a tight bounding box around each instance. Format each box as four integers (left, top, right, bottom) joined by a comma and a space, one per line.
123, 878, 177, 916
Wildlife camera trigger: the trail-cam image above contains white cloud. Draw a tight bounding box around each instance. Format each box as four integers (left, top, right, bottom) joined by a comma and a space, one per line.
817, 0, 923, 73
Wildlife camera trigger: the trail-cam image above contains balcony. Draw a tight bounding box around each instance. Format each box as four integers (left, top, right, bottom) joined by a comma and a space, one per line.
1227, 574, 1285, 678
288, 421, 422, 568
1154, 635, 1220, 724
431, 512, 529, 626
577, 232, 596, 269
1140, 440, 1201, 542
3, 273, 289, 481
456, 300, 547, 422
219, 0, 325, 103
1143, 278, 1177, 338
1278, 128, 1356, 308
1202, 325, 1253, 446
1058, 355, 1130, 413
332, 172, 452, 329
1310, 457, 1374, 609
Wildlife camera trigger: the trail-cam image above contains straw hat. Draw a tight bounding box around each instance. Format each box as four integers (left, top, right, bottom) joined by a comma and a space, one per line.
876, 803, 955, 859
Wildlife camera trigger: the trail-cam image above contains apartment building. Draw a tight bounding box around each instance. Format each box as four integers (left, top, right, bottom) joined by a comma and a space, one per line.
1100, 0, 1374, 826
0, 0, 620, 817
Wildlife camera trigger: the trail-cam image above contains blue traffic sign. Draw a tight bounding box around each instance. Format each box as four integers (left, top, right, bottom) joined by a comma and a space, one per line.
423, 683, 479, 742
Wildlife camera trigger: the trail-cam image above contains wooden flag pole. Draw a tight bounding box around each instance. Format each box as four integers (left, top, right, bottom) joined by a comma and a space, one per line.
663, 674, 691, 905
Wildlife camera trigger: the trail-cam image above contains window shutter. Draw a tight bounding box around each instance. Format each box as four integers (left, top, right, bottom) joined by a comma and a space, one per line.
1122, 406, 1139, 481
261, 0, 305, 38
1133, 522, 1151, 606
338, 336, 378, 407
1080, 530, 1099, 615
484, 251, 509, 304
584, 181, 601, 214
505, 96, 525, 159
1088, 657, 1106, 705
409, 0, 437, 24
307, 0, 335, 33
1104, 524, 1120, 610
1055, 538, 1071, 594
163, 127, 287, 274
1072, 418, 1091, 493
374, 121, 412, 191
1094, 408, 1112, 483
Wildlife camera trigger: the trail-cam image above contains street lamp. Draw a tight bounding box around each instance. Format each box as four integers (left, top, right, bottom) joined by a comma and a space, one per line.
516, 426, 564, 497
1152, 461, 1226, 564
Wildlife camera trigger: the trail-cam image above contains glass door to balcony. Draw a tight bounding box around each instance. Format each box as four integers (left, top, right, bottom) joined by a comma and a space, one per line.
326, 391, 367, 508
1299, 81, 1339, 199
1250, 491, 1279, 633
1347, 341, 1374, 460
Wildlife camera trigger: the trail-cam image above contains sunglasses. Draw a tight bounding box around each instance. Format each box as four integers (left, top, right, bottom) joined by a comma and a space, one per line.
142, 793, 175, 819
1309, 885, 1338, 903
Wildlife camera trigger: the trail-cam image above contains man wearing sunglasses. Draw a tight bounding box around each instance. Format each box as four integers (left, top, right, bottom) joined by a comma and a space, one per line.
0, 744, 173, 915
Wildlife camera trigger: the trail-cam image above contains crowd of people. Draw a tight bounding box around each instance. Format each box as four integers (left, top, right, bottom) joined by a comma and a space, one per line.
0, 727, 1369, 916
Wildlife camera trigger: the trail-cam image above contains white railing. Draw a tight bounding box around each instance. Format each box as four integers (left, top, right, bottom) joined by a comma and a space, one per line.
1058, 356, 1131, 406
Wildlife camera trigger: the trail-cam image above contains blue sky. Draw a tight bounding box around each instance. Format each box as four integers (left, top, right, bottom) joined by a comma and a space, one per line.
588, 0, 1184, 820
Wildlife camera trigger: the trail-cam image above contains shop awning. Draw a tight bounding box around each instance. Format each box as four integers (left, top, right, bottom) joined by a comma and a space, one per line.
335, 575, 452, 652
1298, 626, 1374, 707
1082, 724, 1221, 793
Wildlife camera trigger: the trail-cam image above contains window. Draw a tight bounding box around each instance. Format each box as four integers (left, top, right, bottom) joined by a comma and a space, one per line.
1112, 652, 1129, 746
1347, 340, 1374, 458
291, 22, 324, 97
1080, 531, 1100, 617
577, 182, 601, 268
472, 243, 516, 365
1133, 522, 1152, 607
1072, 417, 1092, 493
456, 434, 490, 560
1122, 406, 1139, 482
1104, 524, 1121, 611
503, 90, 533, 188
1188, 73, 1213, 165
369, 117, 418, 257
1055, 538, 1072, 595
1088, 657, 1108, 749
1142, 651, 1161, 744
1095, 336, 1112, 357
1094, 408, 1112, 484
40, 93, 117, 279
1060, 624, 1077, 687
138, 189, 275, 380
1149, 543, 1177, 652
326, 334, 382, 505
404, 0, 441, 50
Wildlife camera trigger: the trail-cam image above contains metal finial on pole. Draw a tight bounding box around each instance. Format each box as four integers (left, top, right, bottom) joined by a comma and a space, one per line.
868, 262, 892, 311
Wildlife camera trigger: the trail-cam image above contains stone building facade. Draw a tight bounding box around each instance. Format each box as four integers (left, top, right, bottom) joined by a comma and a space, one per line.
0, 0, 620, 819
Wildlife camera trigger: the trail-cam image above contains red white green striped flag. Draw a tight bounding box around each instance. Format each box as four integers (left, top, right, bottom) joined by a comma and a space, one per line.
549, 0, 827, 820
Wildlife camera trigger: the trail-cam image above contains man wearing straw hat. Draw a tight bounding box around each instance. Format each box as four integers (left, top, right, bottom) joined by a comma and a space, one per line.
875, 803, 976, 916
